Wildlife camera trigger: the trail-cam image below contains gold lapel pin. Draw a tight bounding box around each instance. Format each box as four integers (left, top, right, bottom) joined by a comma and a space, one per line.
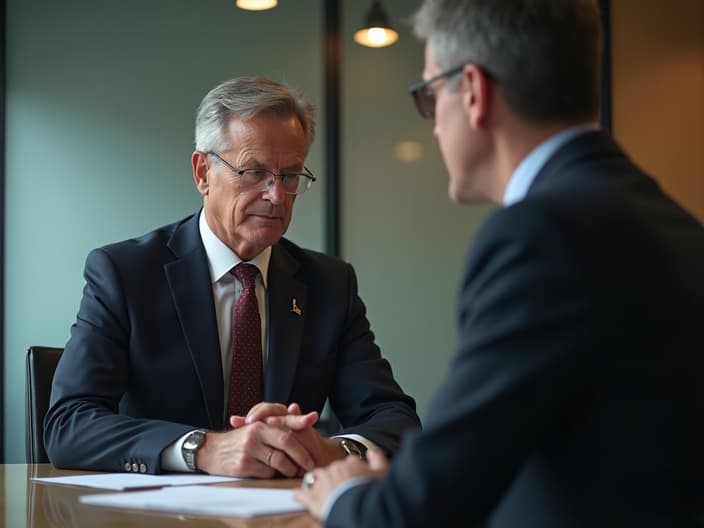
291, 298, 302, 316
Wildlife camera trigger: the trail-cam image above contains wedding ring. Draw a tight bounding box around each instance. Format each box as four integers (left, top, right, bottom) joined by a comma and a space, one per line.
266, 449, 274, 466
302, 471, 316, 490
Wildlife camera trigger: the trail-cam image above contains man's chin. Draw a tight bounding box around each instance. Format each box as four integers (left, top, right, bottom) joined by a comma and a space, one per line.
449, 183, 491, 205
248, 226, 287, 246
246, 215, 289, 233
448, 185, 470, 204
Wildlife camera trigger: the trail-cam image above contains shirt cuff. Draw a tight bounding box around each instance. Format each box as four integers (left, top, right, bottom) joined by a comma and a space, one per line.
321, 477, 373, 521
160, 430, 195, 472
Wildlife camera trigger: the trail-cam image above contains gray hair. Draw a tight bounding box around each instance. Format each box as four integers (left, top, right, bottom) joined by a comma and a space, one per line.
195, 76, 316, 153
412, 0, 602, 124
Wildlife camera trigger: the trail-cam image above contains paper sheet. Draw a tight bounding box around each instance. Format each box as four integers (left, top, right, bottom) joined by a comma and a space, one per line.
79, 485, 305, 518
33, 473, 240, 490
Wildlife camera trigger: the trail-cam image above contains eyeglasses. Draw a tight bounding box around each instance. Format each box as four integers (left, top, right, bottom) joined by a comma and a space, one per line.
408, 64, 494, 119
206, 152, 316, 196
409, 65, 465, 119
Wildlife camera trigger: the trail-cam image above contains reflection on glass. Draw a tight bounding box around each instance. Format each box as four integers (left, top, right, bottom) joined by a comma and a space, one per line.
29, 476, 321, 528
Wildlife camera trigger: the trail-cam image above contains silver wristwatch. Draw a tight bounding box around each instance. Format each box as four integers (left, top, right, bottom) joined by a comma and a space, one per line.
182, 429, 207, 472
339, 438, 365, 459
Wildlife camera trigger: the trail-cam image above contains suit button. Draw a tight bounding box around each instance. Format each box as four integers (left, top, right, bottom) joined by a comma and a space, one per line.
132, 463, 139, 472
124, 462, 132, 472
139, 463, 147, 473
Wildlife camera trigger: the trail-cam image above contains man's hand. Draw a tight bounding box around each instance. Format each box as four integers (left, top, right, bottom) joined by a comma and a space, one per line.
293, 448, 390, 519
230, 402, 317, 430
236, 402, 351, 468
195, 418, 316, 478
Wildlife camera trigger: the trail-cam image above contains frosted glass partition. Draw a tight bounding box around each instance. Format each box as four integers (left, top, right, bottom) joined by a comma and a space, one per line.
5, 0, 324, 463
341, 0, 493, 418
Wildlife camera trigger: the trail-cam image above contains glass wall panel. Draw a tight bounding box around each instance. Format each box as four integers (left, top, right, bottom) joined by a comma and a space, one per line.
341, 0, 493, 418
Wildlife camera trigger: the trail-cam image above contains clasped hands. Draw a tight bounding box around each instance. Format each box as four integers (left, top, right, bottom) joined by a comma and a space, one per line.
194, 402, 347, 478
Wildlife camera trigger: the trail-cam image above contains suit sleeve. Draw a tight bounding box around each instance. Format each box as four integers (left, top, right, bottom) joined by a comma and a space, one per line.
44, 248, 192, 474
326, 205, 596, 526
326, 262, 421, 455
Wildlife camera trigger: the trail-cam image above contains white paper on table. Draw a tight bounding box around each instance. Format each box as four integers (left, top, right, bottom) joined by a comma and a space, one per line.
79, 485, 305, 518
32, 473, 241, 491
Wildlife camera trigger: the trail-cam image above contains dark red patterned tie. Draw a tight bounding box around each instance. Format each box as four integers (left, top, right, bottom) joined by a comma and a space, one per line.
228, 263, 263, 418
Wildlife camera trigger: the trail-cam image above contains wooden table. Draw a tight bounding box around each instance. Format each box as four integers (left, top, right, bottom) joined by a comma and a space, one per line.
2, 464, 321, 527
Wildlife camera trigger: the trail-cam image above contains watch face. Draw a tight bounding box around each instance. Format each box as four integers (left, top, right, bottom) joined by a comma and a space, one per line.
185, 431, 204, 450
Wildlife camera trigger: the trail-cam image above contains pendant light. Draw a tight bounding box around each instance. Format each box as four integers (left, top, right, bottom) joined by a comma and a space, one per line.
354, 1, 399, 48
235, 0, 278, 11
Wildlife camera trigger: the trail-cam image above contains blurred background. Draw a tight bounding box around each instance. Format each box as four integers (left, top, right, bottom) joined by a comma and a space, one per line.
3, 0, 702, 464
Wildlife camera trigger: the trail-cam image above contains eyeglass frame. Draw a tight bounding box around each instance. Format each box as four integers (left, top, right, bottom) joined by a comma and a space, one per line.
205, 151, 317, 196
408, 63, 495, 119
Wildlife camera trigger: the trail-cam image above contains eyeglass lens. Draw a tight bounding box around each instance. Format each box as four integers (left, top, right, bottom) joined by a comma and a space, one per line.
241, 170, 308, 194
412, 88, 435, 119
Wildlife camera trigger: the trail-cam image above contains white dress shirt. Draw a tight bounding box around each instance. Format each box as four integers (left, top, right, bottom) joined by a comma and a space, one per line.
198, 210, 271, 416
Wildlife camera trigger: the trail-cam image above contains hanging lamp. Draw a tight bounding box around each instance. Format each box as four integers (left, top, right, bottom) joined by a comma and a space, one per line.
354, 1, 399, 48
235, 0, 278, 11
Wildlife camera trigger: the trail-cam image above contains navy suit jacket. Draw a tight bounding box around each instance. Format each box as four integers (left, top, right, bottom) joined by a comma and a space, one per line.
326, 131, 704, 527
45, 213, 419, 474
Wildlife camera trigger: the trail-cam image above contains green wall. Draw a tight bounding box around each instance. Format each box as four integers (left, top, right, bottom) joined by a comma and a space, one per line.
4, 0, 324, 463
4, 0, 491, 463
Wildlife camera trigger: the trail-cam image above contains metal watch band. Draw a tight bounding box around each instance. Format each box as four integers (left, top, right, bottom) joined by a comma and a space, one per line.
182, 429, 207, 472
339, 438, 365, 459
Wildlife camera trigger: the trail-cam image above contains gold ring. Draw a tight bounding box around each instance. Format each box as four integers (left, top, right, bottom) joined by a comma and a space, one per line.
302, 471, 316, 490
266, 449, 274, 466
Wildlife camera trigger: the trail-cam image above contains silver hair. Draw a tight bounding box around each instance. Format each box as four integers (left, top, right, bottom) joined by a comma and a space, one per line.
412, 0, 602, 124
194, 76, 316, 153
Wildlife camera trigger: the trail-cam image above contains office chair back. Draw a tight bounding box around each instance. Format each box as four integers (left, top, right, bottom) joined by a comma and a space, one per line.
25, 346, 63, 464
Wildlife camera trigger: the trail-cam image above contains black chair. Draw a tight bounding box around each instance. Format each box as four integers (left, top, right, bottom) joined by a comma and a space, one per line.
25, 346, 63, 464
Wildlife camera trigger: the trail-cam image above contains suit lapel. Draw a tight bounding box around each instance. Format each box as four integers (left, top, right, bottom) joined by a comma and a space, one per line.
165, 214, 224, 429
265, 243, 306, 403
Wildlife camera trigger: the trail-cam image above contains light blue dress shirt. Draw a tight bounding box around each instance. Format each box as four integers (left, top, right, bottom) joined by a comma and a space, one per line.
503, 124, 597, 207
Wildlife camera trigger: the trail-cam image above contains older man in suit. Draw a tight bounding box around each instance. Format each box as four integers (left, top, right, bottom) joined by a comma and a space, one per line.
45, 76, 420, 477
294, 0, 704, 526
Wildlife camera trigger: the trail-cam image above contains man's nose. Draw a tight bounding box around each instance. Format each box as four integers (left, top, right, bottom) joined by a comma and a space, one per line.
262, 176, 287, 204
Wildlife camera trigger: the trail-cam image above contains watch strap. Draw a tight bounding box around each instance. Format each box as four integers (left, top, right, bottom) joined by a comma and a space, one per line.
339, 438, 365, 459
181, 429, 206, 472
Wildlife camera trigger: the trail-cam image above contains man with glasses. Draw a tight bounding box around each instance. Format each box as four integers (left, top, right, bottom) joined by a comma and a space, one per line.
295, 0, 704, 526
45, 76, 420, 477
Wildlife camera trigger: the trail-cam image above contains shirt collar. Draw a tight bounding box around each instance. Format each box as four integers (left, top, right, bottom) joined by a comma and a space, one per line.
503, 123, 597, 207
198, 210, 271, 287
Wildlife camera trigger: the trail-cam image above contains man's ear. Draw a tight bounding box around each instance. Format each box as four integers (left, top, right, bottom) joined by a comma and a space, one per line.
192, 151, 210, 196
461, 64, 492, 128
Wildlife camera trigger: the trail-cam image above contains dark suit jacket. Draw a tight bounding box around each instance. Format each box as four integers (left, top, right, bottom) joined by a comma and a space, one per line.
326, 131, 704, 527
45, 213, 419, 474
